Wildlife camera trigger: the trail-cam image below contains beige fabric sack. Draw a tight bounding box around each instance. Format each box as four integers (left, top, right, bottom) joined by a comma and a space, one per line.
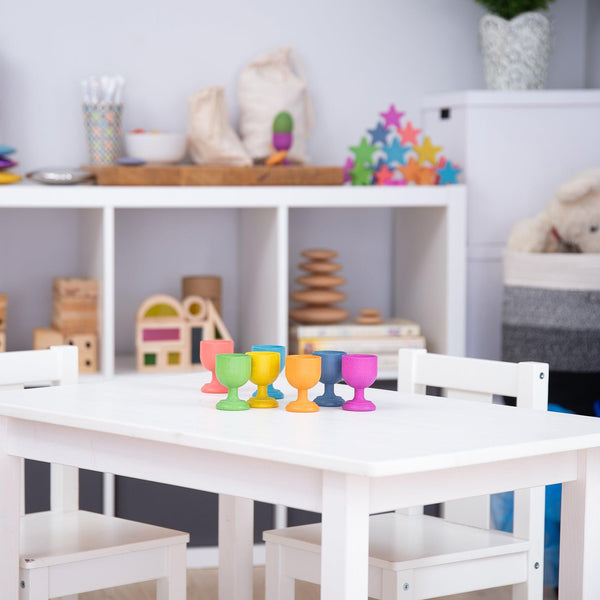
238, 46, 313, 163
188, 85, 251, 166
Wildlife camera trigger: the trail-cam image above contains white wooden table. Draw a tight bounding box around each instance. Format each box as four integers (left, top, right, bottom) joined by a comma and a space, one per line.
1, 371, 600, 599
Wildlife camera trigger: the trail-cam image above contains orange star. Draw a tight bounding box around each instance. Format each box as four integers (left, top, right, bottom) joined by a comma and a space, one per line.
417, 167, 439, 186
398, 157, 421, 183
413, 136, 443, 165
397, 121, 422, 146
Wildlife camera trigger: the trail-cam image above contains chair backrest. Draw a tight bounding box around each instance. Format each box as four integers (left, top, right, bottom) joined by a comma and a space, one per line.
0, 346, 78, 389
0, 346, 79, 513
397, 349, 548, 532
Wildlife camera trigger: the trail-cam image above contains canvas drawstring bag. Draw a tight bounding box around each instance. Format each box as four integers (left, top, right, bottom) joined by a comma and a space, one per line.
188, 85, 251, 166
238, 46, 313, 163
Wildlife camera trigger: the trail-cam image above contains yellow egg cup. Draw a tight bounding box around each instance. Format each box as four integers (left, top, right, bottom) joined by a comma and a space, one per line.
246, 351, 280, 409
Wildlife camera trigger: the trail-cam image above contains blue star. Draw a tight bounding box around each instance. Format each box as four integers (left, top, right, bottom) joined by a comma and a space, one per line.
437, 162, 462, 184
367, 122, 391, 146
383, 139, 410, 165
372, 157, 388, 172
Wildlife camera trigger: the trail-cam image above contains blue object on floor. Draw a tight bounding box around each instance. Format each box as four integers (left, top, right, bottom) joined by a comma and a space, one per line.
491, 403, 572, 589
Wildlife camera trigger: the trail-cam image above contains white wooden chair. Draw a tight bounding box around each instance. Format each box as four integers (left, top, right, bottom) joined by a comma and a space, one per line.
263, 349, 549, 600
0, 346, 189, 600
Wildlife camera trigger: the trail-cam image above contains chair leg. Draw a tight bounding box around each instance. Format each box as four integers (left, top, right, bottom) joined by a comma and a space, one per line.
265, 542, 295, 600
20, 568, 49, 600
156, 544, 187, 600
385, 570, 414, 600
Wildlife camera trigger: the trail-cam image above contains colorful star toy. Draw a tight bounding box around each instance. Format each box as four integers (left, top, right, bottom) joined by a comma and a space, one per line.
397, 121, 422, 146
398, 157, 421, 184
342, 105, 461, 186
437, 161, 462, 185
349, 137, 377, 165
383, 139, 410, 166
349, 163, 373, 186
380, 104, 404, 128
367, 122, 391, 146
413, 136, 443, 165
374, 164, 394, 185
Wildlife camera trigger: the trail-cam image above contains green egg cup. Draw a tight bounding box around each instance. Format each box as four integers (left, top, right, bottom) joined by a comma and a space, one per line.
215, 353, 251, 412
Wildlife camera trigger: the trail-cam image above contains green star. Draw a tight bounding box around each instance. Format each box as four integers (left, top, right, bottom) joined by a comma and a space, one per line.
349, 137, 377, 165
349, 162, 373, 186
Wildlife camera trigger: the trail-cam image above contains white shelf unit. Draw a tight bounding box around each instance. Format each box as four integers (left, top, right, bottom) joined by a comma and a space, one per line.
0, 184, 467, 378
422, 90, 600, 360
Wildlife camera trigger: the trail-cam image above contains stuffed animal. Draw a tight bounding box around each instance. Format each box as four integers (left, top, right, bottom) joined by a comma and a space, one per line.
506, 167, 600, 253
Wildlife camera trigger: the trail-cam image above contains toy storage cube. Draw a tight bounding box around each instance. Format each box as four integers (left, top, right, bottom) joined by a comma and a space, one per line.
423, 90, 600, 360
33, 327, 65, 350
52, 277, 98, 334
0, 293, 6, 331
64, 332, 98, 373
502, 251, 600, 414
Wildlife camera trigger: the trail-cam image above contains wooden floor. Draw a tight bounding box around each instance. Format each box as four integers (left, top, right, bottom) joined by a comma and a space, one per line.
79, 567, 559, 599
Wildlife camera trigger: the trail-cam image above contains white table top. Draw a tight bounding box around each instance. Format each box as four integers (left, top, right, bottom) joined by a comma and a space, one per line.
2, 372, 600, 477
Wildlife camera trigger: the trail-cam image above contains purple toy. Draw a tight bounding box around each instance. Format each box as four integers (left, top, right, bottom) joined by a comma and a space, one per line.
341, 354, 378, 412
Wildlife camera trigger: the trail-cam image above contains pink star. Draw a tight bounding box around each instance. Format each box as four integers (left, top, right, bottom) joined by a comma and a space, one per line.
343, 157, 355, 184
397, 121, 422, 146
380, 104, 404, 128
386, 178, 407, 186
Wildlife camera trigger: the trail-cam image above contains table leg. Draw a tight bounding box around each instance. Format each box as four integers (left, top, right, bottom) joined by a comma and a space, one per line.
218, 494, 254, 600
0, 417, 20, 600
559, 448, 600, 599
321, 472, 369, 600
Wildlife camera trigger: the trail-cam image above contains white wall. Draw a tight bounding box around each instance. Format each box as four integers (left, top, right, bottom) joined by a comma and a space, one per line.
0, 0, 593, 353
0, 0, 590, 172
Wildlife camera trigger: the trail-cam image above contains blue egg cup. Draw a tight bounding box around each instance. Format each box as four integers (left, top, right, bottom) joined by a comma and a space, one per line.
250, 344, 286, 400
313, 350, 346, 407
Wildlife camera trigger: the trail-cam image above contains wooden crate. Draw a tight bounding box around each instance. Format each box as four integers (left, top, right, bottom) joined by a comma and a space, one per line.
87, 165, 344, 186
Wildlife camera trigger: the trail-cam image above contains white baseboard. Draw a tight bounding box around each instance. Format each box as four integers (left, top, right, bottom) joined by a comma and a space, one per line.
186, 544, 266, 569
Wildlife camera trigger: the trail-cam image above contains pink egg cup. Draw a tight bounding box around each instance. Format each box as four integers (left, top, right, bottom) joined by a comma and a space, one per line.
200, 339, 234, 393
341, 354, 378, 412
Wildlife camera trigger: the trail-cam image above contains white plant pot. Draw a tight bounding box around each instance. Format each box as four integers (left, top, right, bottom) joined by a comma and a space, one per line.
479, 11, 552, 90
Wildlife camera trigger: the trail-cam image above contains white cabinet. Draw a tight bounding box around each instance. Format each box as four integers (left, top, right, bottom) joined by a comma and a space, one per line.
423, 90, 600, 360
0, 184, 466, 377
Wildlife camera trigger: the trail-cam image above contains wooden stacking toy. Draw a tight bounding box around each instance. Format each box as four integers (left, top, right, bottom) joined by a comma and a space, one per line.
289, 249, 350, 325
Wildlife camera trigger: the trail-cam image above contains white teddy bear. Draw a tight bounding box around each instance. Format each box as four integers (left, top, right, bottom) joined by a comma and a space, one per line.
506, 167, 600, 253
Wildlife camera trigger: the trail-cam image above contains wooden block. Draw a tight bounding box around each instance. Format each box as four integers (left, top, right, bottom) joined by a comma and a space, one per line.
52, 279, 98, 334
0, 331, 5, 352
86, 165, 344, 186
53, 278, 98, 299
33, 327, 65, 350
64, 332, 98, 373
0, 293, 6, 331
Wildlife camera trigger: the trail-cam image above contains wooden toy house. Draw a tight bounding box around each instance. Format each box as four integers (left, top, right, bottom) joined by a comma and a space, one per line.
136, 293, 231, 372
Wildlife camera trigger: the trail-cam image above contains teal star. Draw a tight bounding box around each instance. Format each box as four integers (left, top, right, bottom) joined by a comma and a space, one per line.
437, 162, 462, 184
349, 137, 377, 165
383, 139, 410, 165
349, 163, 373, 186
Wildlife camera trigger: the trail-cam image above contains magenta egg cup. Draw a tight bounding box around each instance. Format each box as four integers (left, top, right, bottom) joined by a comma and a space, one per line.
341, 354, 378, 412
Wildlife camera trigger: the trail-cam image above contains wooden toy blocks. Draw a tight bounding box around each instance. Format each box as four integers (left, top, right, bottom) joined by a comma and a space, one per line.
33, 327, 65, 350
64, 332, 98, 373
52, 278, 98, 334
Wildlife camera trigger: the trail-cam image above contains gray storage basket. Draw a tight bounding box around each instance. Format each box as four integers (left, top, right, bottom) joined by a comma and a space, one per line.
502, 251, 600, 373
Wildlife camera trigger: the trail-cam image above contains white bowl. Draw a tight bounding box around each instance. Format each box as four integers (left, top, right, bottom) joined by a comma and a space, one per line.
124, 132, 187, 164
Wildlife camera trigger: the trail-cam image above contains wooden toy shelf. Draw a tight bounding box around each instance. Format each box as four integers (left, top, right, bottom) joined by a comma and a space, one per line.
0, 184, 466, 379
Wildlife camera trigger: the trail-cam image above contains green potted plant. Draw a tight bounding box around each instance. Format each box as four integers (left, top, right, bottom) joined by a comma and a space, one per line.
475, 0, 555, 89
